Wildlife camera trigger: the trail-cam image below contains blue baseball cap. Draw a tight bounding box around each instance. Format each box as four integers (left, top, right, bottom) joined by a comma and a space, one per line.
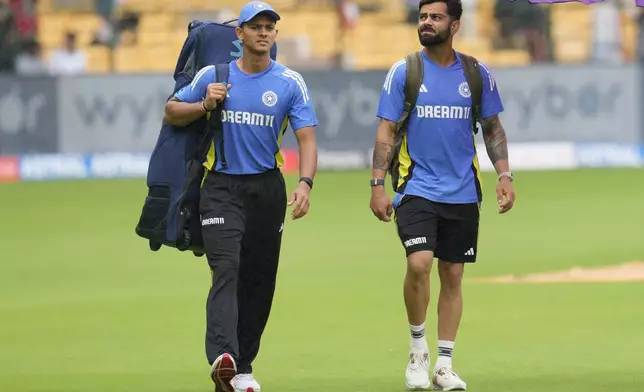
238, 1, 281, 25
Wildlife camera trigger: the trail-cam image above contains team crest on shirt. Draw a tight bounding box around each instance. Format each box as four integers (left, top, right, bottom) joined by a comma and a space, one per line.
458, 82, 471, 98
262, 90, 278, 107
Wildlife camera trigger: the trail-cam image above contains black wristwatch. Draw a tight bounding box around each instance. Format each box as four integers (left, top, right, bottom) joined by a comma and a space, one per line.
370, 178, 385, 187
299, 177, 313, 190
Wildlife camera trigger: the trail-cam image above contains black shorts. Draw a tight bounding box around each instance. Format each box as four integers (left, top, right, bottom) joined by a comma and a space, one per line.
394, 195, 480, 262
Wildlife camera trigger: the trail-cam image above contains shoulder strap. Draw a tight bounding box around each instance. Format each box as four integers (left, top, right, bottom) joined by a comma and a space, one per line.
215, 63, 230, 84
398, 51, 424, 131
193, 63, 230, 165
202, 62, 231, 169
458, 52, 483, 134
387, 51, 423, 190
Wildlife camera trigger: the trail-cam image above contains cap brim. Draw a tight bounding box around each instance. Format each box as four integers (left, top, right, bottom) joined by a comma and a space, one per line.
265, 10, 281, 21
245, 9, 281, 23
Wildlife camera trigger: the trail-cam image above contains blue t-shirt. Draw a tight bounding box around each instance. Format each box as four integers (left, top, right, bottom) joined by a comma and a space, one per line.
174, 60, 318, 175
377, 51, 504, 206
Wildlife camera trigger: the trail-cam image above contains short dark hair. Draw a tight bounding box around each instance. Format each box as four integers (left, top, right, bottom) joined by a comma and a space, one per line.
418, 0, 463, 20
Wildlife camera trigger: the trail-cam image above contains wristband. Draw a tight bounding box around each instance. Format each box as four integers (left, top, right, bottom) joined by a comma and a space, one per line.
370, 178, 385, 187
202, 100, 212, 112
299, 177, 313, 190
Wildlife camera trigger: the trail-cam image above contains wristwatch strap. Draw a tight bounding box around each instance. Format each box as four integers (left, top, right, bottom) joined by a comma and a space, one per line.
299, 177, 313, 190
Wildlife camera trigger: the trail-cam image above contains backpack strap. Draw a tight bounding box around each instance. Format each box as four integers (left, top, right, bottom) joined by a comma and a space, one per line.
192, 63, 230, 171
400, 51, 424, 133
204, 62, 230, 169
459, 52, 483, 134
183, 63, 230, 187
388, 51, 423, 192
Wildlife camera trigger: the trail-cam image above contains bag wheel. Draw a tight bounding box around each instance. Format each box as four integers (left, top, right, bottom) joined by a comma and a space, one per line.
149, 240, 161, 251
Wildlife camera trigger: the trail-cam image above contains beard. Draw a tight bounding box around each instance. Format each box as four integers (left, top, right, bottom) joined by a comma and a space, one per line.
418, 28, 449, 47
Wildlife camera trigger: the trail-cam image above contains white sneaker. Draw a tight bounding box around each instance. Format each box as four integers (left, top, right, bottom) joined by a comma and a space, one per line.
405, 351, 431, 390
432, 366, 467, 391
210, 353, 237, 392
231, 373, 261, 392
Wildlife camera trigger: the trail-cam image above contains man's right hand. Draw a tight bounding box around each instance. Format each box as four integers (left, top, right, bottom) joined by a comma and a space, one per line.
204, 83, 231, 110
370, 187, 393, 222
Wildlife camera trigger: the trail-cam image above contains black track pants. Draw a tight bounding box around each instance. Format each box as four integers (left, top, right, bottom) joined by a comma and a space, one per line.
200, 168, 287, 374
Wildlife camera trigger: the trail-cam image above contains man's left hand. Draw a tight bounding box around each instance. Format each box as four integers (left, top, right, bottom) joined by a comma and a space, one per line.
288, 182, 311, 220
497, 177, 515, 214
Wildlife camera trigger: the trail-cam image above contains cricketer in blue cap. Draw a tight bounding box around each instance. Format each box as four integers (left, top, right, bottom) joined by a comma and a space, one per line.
237, 0, 281, 25
165, 2, 319, 392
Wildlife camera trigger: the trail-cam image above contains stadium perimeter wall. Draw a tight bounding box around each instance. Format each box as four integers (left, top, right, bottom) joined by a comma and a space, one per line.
0, 64, 642, 182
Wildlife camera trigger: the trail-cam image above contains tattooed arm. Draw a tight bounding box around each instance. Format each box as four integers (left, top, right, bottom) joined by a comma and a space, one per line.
480, 114, 515, 213
369, 118, 397, 222
371, 58, 406, 222
372, 119, 397, 179
480, 114, 510, 174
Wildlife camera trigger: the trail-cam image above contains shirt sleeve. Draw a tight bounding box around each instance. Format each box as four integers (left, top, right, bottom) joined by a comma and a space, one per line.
174, 65, 216, 103
285, 70, 319, 132
376, 59, 407, 122
478, 62, 504, 119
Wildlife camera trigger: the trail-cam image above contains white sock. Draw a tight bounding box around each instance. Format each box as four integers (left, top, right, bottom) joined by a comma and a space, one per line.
435, 340, 455, 370
409, 323, 428, 352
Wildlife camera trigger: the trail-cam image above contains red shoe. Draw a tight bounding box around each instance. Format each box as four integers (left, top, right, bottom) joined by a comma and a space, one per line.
210, 353, 237, 392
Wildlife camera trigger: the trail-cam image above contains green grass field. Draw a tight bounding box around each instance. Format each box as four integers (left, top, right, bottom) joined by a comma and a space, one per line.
1, 168, 643, 392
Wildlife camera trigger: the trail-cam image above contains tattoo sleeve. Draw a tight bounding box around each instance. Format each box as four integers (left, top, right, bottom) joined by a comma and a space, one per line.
373, 142, 393, 172
480, 115, 508, 165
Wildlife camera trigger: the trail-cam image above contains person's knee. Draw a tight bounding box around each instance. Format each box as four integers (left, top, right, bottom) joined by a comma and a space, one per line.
406, 251, 434, 280
207, 248, 240, 278
438, 261, 464, 294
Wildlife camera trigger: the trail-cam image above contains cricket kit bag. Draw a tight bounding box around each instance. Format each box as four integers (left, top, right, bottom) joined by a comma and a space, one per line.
134, 19, 278, 257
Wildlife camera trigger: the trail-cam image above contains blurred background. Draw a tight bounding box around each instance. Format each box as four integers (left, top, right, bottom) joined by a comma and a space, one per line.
1, 2, 644, 392
0, 0, 643, 176
1, 0, 644, 73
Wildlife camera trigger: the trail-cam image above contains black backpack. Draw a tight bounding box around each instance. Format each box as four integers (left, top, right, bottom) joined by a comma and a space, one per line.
387, 51, 483, 192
